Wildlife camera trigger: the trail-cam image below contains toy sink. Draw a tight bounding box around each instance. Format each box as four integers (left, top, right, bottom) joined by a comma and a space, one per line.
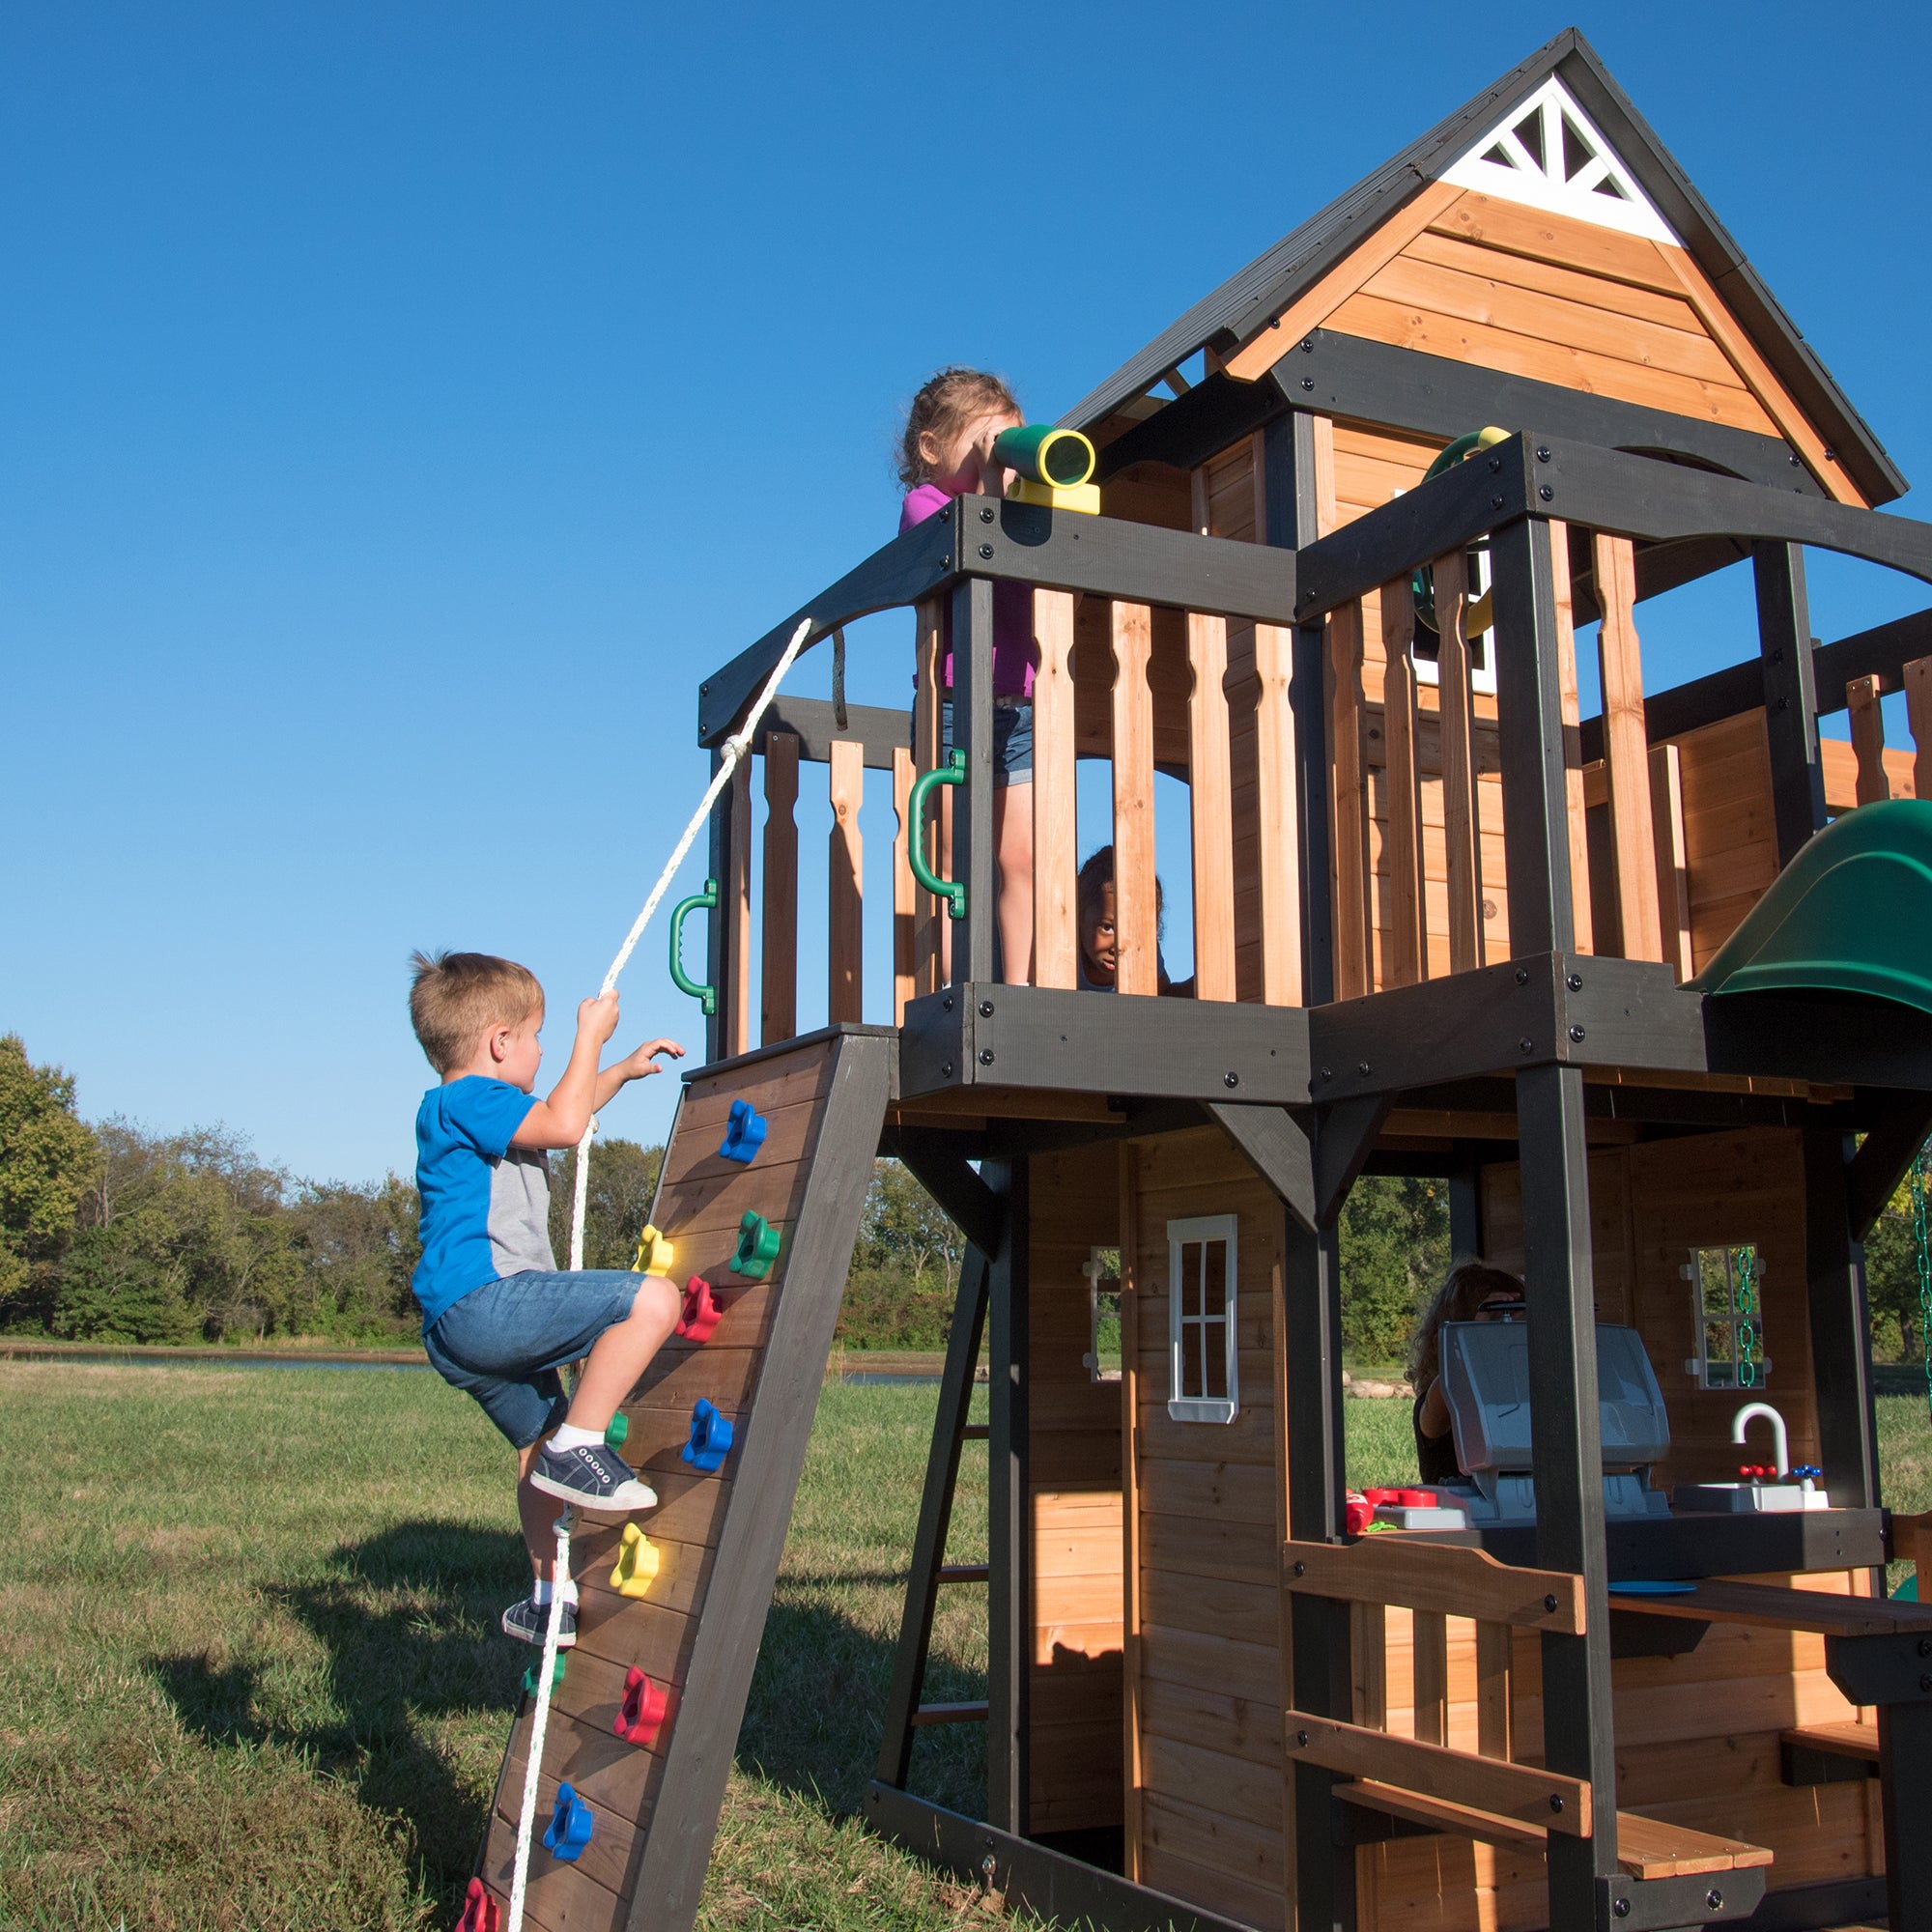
1671, 1481, 1832, 1513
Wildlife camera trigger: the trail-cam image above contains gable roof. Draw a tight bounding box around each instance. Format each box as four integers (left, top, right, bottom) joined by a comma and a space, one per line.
1059, 28, 1905, 506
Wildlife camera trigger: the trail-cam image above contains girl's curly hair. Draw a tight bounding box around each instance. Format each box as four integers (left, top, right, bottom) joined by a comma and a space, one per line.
896, 367, 1021, 489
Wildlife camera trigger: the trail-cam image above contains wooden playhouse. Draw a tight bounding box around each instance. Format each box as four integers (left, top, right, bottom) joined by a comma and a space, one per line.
473, 27, 1932, 1932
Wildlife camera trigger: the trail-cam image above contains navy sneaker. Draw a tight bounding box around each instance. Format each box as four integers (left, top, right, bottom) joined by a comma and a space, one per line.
528, 1439, 659, 1514
502, 1595, 578, 1648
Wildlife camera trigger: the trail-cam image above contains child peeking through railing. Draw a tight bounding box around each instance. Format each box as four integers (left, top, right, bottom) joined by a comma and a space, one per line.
1075, 845, 1193, 997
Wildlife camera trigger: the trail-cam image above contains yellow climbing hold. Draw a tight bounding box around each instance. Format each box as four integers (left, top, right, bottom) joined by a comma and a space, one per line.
610, 1521, 661, 1598
632, 1224, 675, 1277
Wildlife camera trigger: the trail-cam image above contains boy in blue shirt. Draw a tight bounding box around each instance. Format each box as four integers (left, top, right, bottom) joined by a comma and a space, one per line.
409, 948, 685, 1648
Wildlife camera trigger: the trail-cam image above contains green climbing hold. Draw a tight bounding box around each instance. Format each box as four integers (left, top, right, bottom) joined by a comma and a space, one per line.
1692, 799, 1932, 1015
604, 1411, 629, 1450
731, 1210, 782, 1280
523, 1652, 567, 1696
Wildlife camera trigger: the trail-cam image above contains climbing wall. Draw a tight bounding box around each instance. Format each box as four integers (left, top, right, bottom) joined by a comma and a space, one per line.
472, 1027, 892, 1932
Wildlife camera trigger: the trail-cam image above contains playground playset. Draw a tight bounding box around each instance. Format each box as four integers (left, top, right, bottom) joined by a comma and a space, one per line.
469, 29, 1932, 1932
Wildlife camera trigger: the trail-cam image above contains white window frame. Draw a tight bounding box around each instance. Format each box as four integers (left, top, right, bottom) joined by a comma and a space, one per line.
1681, 1244, 1772, 1391
1167, 1214, 1238, 1424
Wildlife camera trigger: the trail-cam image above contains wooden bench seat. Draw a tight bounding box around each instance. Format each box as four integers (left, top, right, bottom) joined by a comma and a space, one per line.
1782, 1719, 1881, 1784
1784, 1720, 1880, 1762
1339, 1779, 1774, 1881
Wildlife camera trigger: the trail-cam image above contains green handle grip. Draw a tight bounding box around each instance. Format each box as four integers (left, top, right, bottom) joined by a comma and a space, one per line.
907, 752, 969, 922
668, 878, 720, 1015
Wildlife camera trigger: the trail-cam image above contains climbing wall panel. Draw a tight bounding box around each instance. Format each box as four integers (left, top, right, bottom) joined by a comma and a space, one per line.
472, 1027, 892, 1932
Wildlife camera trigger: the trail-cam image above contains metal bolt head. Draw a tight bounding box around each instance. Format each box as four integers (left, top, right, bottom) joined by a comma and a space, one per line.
1918, 1636, 1931, 1658
979, 1048, 995, 1065
981, 1854, 997, 1877
980, 505, 994, 523
1224, 1071, 1239, 1089
978, 542, 994, 560
941, 1061, 953, 1076
1320, 1066, 1333, 1081
1487, 455, 1502, 472
1544, 1593, 1559, 1612
1548, 1794, 1563, 1813
1293, 1559, 1306, 1577
1567, 973, 1582, 991
1296, 1729, 1310, 1747
1706, 1889, 1722, 1912
979, 1000, 994, 1017
942, 994, 953, 1011
1539, 484, 1555, 502
1612, 1900, 1631, 1919
1491, 494, 1505, 510
1536, 446, 1551, 463
1519, 1037, 1534, 1054
1515, 967, 1530, 985
1301, 377, 1315, 392
1569, 1024, 1586, 1042
1357, 1061, 1371, 1077
1920, 1672, 1931, 1692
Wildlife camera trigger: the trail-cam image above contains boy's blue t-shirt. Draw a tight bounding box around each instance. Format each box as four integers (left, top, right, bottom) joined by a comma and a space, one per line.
412, 1076, 557, 1328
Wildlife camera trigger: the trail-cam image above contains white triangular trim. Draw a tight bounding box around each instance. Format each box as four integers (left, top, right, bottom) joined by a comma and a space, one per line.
1441, 75, 1679, 245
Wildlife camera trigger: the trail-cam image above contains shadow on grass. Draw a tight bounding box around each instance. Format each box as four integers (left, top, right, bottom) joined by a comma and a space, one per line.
148, 1519, 529, 1901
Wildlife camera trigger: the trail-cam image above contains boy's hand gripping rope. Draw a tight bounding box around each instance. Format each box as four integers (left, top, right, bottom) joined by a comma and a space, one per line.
506, 1507, 573, 1932
505, 620, 811, 1932
565, 617, 813, 1269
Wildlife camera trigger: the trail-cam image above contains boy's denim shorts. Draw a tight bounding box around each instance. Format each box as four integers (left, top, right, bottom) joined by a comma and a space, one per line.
422, 1269, 642, 1449
935, 698, 1033, 786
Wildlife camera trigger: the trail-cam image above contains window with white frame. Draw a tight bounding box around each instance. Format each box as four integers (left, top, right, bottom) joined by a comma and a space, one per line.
1682, 1244, 1771, 1390
1167, 1215, 1238, 1424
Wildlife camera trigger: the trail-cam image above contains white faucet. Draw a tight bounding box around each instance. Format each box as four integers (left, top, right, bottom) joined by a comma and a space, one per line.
1731, 1401, 1789, 1479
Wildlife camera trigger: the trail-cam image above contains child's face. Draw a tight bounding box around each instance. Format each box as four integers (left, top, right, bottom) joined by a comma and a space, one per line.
1081, 884, 1118, 986
494, 1002, 545, 1092
922, 408, 1023, 496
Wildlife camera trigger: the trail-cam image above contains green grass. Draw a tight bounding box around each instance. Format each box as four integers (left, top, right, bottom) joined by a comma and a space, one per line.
7, 1364, 1929, 1929
0, 1364, 1008, 1931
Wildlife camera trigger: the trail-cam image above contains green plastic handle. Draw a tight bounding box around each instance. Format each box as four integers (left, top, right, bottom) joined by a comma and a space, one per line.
907, 752, 968, 921
668, 878, 720, 1015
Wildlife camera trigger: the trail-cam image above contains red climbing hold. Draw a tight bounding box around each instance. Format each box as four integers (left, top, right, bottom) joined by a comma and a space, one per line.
676, 1276, 722, 1344
615, 1664, 669, 1746
457, 1877, 500, 1932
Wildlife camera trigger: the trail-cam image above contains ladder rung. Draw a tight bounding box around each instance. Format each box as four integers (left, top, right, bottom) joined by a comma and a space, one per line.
912, 1700, 990, 1726
938, 1563, 989, 1584
960, 1423, 989, 1440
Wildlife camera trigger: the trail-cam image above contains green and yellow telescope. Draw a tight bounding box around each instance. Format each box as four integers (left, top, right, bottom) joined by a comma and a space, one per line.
992, 424, 1101, 515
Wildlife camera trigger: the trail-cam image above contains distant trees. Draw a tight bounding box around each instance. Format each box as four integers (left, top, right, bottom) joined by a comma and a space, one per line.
838, 1159, 965, 1350
1338, 1175, 1452, 1367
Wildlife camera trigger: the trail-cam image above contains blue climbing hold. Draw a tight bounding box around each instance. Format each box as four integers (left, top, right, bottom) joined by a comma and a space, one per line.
545, 1777, 595, 1855
544, 1782, 594, 1862
718, 1097, 768, 1165
682, 1397, 735, 1472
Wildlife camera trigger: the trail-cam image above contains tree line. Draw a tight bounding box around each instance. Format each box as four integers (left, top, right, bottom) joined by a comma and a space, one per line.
5, 1033, 1928, 1373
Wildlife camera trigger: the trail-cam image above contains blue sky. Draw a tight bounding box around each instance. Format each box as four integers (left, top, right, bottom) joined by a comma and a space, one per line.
6, 3, 1930, 1185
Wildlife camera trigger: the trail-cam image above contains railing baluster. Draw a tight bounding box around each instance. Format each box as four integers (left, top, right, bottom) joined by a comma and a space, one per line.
954, 580, 996, 984
913, 598, 946, 996
1187, 611, 1236, 1002
1648, 743, 1693, 981
1849, 672, 1891, 805
1352, 1600, 1388, 1729
1907, 656, 1932, 800
1435, 552, 1484, 973
1111, 599, 1157, 996
1549, 521, 1595, 953
1412, 1607, 1449, 1746
725, 755, 753, 1055
1379, 578, 1425, 989
1033, 588, 1078, 989
1475, 1620, 1514, 1762
893, 747, 915, 1025
1253, 621, 1302, 1006
1328, 597, 1371, 1000
828, 738, 864, 1023
761, 731, 799, 1043
1594, 532, 1663, 962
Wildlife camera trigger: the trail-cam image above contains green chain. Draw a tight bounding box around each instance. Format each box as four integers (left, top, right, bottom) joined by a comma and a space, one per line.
1912, 1147, 1932, 1429
1734, 1247, 1759, 1390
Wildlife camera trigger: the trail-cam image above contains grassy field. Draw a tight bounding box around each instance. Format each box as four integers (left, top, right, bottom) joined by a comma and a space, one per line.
3, 1365, 1929, 1930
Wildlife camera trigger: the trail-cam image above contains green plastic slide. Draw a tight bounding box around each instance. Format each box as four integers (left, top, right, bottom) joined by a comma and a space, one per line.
1691, 798, 1932, 1014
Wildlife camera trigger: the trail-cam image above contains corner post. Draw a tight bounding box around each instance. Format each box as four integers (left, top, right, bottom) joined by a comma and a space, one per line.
1266, 407, 1353, 1932
1753, 542, 1827, 868
984, 1155, 1031, 1834
704, 746, 731, 1065
1517, 1064, 1616, 1930
953, 575, 998, 984
1490, 515, 1577, 956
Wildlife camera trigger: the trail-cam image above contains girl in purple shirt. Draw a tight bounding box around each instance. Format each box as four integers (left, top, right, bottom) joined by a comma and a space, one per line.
898, 367, 1040, 982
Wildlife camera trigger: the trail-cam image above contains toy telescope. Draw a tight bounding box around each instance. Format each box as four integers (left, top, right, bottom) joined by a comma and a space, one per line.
992, 424, 1101, 514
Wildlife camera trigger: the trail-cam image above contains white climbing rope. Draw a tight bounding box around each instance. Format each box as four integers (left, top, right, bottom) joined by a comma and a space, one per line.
504, 616, 814, 1927
565, 615, 814, 1269
506, 1507, 573, 1932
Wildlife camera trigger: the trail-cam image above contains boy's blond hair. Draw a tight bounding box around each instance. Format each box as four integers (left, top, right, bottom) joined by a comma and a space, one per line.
409, 950, 544, 1075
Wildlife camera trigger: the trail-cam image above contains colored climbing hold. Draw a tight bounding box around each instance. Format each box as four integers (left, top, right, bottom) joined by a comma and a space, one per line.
615, 1664, 669, 1747
604, 1410, 629, 1449
632, 1223, 676, 1277
523, 1652, 567, 1697
718, 1097, 768, 1164
456, 1877, 500, 1932
730, 1210, 781, 1280
609, 1520, 660, 1599
683, 1397, 735, 1472
676, 1275, 723, 1344
544, 1782, 594, 1862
